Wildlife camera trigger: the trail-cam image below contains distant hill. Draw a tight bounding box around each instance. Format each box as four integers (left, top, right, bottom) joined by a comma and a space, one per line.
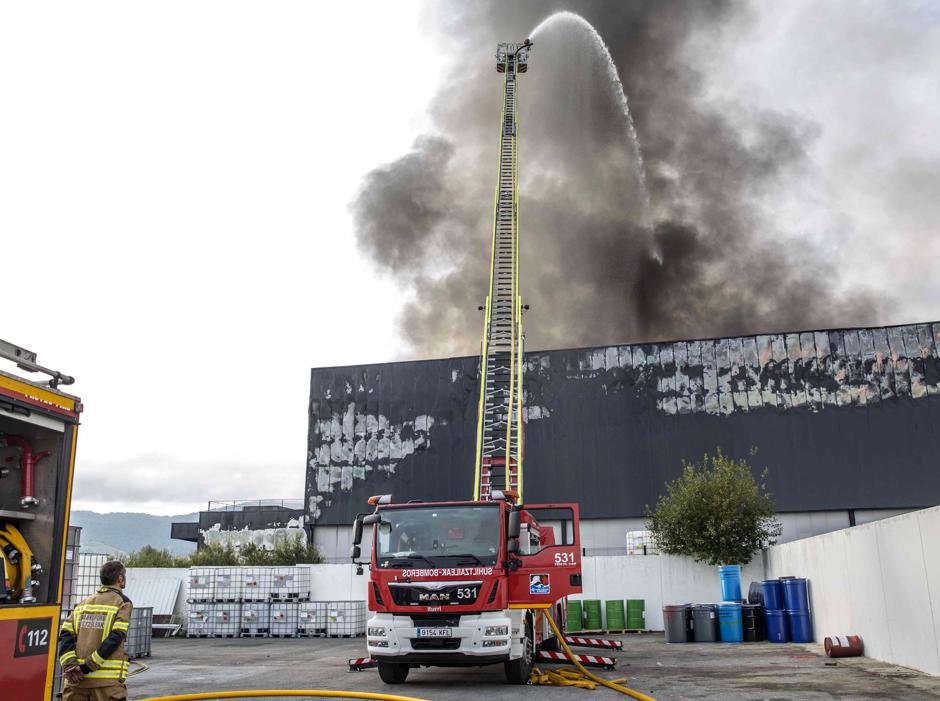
69, 511, 198, 557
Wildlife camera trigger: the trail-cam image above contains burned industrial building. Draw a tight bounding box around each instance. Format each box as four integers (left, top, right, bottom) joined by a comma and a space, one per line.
305, 321, 940, 560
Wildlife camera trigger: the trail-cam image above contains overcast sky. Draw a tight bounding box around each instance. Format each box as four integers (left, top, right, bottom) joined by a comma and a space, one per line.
2, 2, 937, 515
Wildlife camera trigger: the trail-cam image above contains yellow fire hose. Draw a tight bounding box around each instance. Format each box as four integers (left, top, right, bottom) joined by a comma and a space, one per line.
535, 609, 659, 700
0, 522, 34, 601
135, 692, 431, 701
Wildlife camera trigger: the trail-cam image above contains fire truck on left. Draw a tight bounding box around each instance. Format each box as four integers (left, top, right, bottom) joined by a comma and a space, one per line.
0, 338, 82, 700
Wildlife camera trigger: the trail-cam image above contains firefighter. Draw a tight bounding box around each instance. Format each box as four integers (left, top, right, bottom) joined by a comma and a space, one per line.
57, 560, 133, 700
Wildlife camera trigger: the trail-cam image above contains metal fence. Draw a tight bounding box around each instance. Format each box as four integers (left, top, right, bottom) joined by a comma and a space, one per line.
207, 499, 304, 512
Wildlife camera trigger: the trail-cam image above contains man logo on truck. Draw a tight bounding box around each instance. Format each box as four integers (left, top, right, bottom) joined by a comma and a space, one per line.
529, 574, 550, 595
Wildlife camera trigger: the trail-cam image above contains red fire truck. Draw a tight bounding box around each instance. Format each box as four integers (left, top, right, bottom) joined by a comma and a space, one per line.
350, 491, 582, 684
0, 339, 81, 700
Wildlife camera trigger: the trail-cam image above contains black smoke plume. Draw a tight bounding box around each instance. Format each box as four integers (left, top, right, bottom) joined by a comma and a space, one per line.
352, 1, 885, 357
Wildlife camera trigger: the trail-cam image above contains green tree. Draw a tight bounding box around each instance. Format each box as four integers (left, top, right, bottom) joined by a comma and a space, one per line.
645, 448, 782, 565
123, 545, 188, 568
269, 532, 323, 565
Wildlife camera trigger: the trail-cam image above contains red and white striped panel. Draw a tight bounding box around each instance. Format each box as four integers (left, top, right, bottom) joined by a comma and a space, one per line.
563, 635, 623, 650
347, 657, 377, 671
536, 650, 616, 669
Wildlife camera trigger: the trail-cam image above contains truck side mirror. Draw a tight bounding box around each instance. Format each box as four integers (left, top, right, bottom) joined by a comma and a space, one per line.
507, 510, 520, 539
507, 537, 520, 554
352, 517, 363, 546
362, 513, 381, 526
349, 544, 361, 560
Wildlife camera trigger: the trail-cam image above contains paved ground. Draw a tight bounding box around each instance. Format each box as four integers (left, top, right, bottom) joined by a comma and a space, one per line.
126, 634, 940, 701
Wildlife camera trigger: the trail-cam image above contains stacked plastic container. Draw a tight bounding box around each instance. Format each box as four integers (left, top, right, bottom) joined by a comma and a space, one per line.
125, 607, 153, 657
270, 602, 300, 637
240, 602, 270, 637
782, 578, 812, 643
242, 568, 269, 602
326, 601, 367, 637
188, 568, 215, 602
213, 568, 242, 601
761, 579, 788, 642
187, 604, 212, 637
298, 602, 328, 637
183, 565, 367, 639
209, 603, 241, 637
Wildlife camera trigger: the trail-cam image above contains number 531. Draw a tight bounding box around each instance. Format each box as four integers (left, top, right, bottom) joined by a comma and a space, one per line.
553, 551, 575, 566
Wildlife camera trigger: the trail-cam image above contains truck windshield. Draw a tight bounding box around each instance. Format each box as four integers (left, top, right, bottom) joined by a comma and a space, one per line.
374, 504, 500, 568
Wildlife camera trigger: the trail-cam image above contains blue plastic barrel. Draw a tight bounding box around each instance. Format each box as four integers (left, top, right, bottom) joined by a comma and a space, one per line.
719, 565, 742, 601
781, 578, 810, 612
717, 602, 743, 643
788, 611, 813, 642
761, 580, 784, 610
765, 609, 789, 643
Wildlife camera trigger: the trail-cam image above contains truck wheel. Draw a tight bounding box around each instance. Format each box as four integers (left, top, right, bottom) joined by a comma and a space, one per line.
504, 620, 534, 684
377, 660, 410, 684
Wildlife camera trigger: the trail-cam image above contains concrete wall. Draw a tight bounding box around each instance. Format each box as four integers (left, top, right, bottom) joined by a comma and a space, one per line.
575, 555, 764, 631
764, 505, 940, 676
305, 563, 368, 601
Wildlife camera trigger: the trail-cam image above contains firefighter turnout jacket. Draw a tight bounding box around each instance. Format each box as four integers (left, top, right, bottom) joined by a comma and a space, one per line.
57, 586, 133, 686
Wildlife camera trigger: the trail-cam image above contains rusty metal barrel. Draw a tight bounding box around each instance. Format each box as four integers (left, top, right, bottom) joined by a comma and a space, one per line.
825, 635, 864, 657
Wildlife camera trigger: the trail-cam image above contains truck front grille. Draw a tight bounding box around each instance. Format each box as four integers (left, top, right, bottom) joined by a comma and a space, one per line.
410, 638, 461, 651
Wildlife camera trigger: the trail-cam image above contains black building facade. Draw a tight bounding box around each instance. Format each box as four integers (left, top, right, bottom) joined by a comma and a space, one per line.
305, 322, 940, 529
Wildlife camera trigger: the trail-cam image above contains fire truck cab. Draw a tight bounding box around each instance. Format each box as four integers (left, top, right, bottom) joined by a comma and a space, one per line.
350, 493, 582, 684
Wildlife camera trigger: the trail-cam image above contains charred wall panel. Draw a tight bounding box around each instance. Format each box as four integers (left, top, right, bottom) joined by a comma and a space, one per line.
306, 322, 940, 526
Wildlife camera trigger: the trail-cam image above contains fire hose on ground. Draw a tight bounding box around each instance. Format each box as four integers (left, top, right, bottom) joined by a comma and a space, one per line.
135, 693, 431, 701
533, 609, 659, 700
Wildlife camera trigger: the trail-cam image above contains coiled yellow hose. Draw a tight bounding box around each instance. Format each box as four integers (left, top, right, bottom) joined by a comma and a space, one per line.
0, 522, 33, 601
537, 609, 659, 700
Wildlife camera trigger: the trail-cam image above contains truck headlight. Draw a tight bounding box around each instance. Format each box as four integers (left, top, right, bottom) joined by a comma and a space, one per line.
484, 625, 509, 636
368, 627, 387, 637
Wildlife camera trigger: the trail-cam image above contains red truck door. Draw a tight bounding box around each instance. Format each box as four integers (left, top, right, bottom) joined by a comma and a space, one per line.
507, 503, 582, 605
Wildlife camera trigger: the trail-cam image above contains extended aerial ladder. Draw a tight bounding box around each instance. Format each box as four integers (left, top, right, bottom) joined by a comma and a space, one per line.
474, 40, 531, 503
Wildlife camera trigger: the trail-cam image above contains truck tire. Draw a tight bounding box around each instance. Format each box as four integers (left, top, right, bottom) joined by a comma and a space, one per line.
377, 660, 410, 684
504, 620, 534, 684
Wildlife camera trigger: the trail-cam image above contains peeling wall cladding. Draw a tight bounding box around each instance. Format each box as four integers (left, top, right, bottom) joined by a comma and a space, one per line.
307, 357, 480, 524
306, 322, 940, 525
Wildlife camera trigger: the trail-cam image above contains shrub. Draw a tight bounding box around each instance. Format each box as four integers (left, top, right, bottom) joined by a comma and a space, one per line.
187, 542, 240, 567
269, 532, 323, 565
645, 448, 782, 565
122, 536, 323, 567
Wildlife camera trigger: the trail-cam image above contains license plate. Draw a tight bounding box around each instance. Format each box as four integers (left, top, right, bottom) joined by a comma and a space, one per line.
416, 627, 452, 637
